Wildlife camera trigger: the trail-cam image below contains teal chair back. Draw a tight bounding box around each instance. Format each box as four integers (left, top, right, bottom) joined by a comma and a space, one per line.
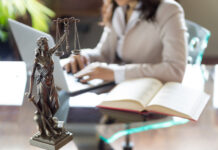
186, 20, 211, 65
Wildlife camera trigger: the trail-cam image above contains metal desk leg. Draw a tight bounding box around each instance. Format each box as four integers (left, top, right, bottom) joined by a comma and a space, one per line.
123, 124, 133, 150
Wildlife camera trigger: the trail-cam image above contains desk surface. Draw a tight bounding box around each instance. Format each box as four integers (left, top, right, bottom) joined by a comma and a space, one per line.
0, 65, 218, 150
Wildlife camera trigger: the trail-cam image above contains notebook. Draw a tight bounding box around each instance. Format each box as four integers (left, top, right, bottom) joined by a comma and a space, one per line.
0, 61, 27, 106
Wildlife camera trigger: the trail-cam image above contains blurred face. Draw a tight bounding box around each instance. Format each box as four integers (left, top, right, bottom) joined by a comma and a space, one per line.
43, 40, 48, 51
37, 37, 48, 50
114, 0, 137, 6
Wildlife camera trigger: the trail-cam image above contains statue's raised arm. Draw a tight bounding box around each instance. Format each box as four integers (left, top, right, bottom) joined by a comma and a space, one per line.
49, 32, 67, 54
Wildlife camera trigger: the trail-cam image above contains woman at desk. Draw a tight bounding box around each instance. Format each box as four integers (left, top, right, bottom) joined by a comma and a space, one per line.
65, 0, 187, 83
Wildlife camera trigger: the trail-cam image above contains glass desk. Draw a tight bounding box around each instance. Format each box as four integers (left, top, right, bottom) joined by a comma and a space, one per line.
64, 94, 189, 150
0, 63, 218, 150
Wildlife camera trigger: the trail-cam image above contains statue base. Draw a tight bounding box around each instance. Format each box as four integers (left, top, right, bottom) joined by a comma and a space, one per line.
30, 131, 73, 150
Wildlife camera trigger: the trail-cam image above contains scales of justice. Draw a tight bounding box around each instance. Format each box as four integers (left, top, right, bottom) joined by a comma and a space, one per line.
26, 17, 80, 150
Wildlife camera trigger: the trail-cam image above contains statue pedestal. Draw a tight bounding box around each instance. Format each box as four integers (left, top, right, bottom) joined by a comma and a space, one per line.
30, 131, 73, 150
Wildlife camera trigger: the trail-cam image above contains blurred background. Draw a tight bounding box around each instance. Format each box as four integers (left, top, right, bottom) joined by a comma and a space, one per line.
0, 0, 103, 61
0, 0, 218, 64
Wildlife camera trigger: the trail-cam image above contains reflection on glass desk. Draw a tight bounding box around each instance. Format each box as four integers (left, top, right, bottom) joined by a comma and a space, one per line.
1, 64, 218, 150
98, 116, 188, 144
64, 92, 189, 150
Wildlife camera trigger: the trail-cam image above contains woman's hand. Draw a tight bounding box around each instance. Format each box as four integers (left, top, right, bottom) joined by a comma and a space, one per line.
75, 63, 115, 83
64, 54, 88, 73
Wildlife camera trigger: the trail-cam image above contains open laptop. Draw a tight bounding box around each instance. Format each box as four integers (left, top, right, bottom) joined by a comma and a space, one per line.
8, 19, 114, 93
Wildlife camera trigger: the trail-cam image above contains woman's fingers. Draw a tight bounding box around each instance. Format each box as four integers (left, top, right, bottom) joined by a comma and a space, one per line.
64, 55, 88, 74
76, 69, 94, 83
71, 55, 88, 73
83, 56, 88, 66
74, 63, 115, 82
64, 63, 71, 73
80, 76, 93, 83
71, 59, 78, 73
74, 65, 95, 83
75, 68, 92, 79
75, 55, 85, 70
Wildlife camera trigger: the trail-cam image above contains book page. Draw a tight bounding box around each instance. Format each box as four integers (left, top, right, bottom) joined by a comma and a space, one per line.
104, 78, 163, 106
147, 82, 209, 120
191, 93, 210, 120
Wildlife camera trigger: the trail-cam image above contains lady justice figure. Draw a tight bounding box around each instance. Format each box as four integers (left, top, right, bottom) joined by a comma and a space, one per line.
27, 34, 66, 138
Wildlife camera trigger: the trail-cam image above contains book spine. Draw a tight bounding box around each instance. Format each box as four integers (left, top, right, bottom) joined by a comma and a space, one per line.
97, 106, 195, 121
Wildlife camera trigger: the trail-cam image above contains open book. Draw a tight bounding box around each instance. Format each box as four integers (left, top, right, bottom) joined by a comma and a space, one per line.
98, 78, 210, 121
